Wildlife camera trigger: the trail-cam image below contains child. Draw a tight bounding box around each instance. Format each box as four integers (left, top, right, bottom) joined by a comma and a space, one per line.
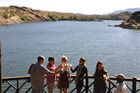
93, 61, 108, 93
71, 57, 88, 93
46, 57, 56, 93
57, 56, 71, 93
109, 74, 127, 93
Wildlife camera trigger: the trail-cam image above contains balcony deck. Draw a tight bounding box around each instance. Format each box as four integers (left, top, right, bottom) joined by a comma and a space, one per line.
2, 75, 140, 93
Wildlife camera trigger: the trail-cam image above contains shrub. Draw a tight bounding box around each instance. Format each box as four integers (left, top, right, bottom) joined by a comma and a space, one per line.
21, 16, 29, 21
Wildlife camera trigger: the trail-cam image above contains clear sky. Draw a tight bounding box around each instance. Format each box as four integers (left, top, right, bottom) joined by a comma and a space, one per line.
0, 0, 140, 14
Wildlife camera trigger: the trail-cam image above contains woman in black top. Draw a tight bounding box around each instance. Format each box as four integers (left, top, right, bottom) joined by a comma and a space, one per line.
93, 61, 108, 93
71, 57, 88, 93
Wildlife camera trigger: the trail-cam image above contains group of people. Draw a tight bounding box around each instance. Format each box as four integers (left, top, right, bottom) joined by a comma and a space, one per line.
28, 55, 127, 93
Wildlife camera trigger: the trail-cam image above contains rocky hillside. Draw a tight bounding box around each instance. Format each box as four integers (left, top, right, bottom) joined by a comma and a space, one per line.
0, 6, 132, 25
115, 11, 140, 29
0, 6, 97, 25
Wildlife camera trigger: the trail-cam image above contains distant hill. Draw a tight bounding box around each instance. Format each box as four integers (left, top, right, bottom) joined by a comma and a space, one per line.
109, 8, 140, 14
99, 12, 132, 20
0, 6, 133, 25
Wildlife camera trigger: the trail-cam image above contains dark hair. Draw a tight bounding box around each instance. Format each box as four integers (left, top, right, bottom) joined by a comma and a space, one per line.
96, 61, 105, 70
48, 56, 55, 61
79, 57, 86, 62
95, 61, 107, 76
37, 56, 45, 61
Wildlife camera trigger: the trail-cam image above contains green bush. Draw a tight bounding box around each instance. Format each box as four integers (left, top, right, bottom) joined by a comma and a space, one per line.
3, 14, 9, 19
21, 16, 29, 21
9, 10, 15, 17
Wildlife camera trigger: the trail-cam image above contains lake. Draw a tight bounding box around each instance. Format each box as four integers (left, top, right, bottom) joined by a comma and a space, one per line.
0, 20, 140, 78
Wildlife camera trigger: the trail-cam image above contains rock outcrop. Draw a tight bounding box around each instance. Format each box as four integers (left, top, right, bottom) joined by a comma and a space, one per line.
115, 11, 140, 29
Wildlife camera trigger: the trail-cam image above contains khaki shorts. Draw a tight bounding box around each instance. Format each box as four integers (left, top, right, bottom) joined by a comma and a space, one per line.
47, 82, 55, 93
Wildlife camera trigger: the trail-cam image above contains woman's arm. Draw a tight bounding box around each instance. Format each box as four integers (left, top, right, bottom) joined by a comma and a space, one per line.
68, 68, 71, 78
55, 64, 62, 71
108, 79, 117, 88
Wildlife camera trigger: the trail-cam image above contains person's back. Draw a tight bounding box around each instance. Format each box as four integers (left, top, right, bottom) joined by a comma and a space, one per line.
28, 56, 54, 93
114, 82, 127, 93
29, 63, 47, 88
109, 74, 127, 93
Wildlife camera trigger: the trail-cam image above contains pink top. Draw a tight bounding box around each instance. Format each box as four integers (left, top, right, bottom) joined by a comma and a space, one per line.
46, 64, 56, 83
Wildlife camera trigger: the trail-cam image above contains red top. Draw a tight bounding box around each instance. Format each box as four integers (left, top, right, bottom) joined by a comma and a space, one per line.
46, 64, 56, 83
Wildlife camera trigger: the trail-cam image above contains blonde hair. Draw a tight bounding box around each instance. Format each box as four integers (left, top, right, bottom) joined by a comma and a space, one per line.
61, 55, 68, 61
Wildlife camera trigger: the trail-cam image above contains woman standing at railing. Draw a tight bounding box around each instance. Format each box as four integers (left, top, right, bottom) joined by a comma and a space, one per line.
57, 56, 71, 93
93, 61, 108, 93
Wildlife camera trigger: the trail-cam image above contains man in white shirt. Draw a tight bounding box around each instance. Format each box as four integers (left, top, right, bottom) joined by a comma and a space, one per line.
114, 74, 127, 93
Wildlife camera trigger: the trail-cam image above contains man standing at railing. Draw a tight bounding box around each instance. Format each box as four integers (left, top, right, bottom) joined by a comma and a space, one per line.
27, 56, 55, 93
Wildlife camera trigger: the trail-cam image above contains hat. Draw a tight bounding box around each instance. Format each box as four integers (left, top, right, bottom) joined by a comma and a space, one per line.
115, 74, 125, 80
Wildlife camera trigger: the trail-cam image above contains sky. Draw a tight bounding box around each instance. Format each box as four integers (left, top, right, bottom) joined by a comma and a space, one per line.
0, 0, 140, 14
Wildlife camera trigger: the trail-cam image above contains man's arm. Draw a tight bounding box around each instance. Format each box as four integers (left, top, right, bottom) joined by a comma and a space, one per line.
81, 67, 88, 80
42, 65, 55, 75
27, 64, 33, 75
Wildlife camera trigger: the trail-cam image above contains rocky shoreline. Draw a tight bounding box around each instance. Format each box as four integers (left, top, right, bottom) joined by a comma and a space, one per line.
115, 11, 140, 30
115, 21, 140, 29
0, 6, 132, 26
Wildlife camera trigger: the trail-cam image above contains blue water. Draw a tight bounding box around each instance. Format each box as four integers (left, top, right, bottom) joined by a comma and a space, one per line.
0, 20, 140, 78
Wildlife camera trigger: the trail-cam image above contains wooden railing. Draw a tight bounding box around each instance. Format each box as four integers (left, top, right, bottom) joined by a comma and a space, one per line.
2, 75, 140, 93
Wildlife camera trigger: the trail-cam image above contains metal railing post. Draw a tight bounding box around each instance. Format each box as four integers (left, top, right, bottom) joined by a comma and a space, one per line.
0, 41, 2, 93
16, 79, 19, 93
108, 81, 111, 93
132, 78, 137, 93
85, 72, 88, 93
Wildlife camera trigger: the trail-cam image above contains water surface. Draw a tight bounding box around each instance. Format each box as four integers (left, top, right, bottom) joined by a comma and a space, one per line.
0, 20, 140, 78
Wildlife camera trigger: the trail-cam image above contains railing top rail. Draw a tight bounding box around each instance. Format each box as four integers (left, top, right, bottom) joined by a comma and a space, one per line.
2, 75, 140, 82
2, 76, 30, 81
88, 75, 140, 82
